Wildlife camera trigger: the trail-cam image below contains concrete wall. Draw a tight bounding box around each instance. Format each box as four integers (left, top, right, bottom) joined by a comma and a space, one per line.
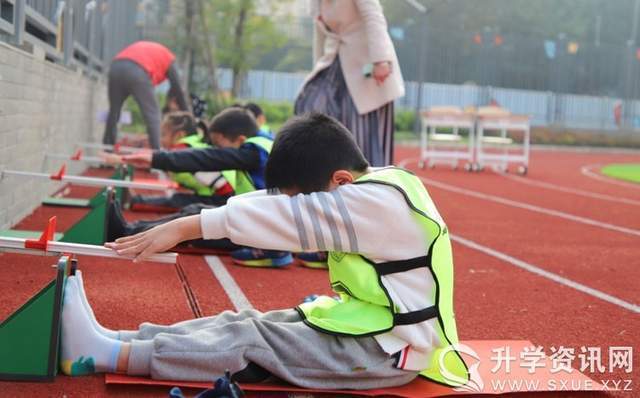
0, 42, 107, 230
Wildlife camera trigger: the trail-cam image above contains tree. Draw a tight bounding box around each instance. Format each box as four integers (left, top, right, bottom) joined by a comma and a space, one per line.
231, 0, 251, 96
181, 1, 197, 94
198, 0, 220, 94
203, 0, 289, 97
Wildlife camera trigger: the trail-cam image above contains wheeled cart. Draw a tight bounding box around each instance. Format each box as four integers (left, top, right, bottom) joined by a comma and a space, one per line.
474, 106, 530, 175
419, 106, 476, 170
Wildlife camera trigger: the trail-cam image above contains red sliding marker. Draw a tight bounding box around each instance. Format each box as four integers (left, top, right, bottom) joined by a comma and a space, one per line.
51, 164, 66, 180
1, 217, 177, 263
70, 148, 83, 161
24, 216, 57, 251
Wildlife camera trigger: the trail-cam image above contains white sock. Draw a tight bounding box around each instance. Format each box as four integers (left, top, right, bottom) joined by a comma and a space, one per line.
74, 270, 119, 340
61, 276, 122, 376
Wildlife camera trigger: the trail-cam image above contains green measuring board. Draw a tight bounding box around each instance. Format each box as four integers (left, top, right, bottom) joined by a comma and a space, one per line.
59, 187, 116, 245
0, 256, 73, 381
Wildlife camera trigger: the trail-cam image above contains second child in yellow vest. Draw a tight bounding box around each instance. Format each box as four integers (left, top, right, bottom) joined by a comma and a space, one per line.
108, 108, 291, 265
129, 111, 234, 212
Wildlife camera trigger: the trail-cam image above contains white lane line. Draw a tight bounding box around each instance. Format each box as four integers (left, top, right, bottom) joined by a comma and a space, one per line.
498, 172, 640, 206
421, 175, 640, 237
398, 158, 640, 238
581, 164, 640, 190
205, 255, 253, 311
451, 234, 640, 314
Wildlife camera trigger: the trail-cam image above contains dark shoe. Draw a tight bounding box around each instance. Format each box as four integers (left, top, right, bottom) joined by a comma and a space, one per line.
105, 198, 130, 242
231, 248, 292, 268
169, 370, 245, 398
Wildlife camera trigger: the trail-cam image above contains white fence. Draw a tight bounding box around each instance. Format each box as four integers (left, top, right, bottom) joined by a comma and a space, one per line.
213, 68, 640, 132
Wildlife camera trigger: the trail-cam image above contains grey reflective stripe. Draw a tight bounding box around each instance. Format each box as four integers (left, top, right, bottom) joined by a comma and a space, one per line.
331, 190, 358, 252
305, 194, 327, 251
317, 192, 342, 252
291, 195, 310, 250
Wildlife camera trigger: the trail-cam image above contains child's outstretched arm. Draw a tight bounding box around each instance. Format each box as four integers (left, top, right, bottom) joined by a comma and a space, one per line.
125, 146, 261, 173
106, 215, 202, 262
108, 183, 428, 263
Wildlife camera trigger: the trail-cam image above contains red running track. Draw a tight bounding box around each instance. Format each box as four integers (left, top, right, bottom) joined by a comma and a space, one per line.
2, 148, 639, 397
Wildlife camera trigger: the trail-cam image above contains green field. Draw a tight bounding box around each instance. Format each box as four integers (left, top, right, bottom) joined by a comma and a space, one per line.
601, 163, 640, 184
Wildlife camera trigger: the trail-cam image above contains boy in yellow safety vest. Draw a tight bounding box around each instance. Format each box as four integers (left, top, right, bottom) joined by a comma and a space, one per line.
129, 111, 234, 212
62, 113, 469, 390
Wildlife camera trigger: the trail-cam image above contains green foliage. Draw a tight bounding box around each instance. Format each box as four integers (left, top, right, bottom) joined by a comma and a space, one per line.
197, 96, 293, 126
253, 100, 293, 124
202, 94, 237, 120
531, 127, 640, 148
204, 0, 289, 75
394, 109, 417, 132
121, 93, 168, 134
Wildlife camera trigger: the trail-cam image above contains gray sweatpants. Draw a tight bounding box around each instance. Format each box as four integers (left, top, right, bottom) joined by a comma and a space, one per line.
120, 309, 417, 389
103, 60, 164, 149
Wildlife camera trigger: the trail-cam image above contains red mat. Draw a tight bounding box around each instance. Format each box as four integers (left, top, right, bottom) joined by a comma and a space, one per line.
106, 340, 602, 396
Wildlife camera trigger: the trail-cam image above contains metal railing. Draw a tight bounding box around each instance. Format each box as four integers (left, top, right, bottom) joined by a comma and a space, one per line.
209, 67, 640, 131
0, 0, 140, 75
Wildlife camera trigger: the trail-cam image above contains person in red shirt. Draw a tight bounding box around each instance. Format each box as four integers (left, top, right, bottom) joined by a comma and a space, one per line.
103, 41, 189, 149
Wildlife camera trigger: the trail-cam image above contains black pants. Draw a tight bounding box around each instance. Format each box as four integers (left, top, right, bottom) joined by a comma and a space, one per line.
128, 204, 240, 251
131, 193, 231, 210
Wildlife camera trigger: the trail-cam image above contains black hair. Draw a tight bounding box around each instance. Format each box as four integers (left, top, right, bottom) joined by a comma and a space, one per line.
208, 107, 258, 140
266, 113, 369, 193
162, 111, 197, 135
244, 102, 264, 118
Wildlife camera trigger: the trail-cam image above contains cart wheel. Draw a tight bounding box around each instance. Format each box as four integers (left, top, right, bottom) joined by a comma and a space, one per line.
517, 165, 528, 176
464, 163, 472, 172
428, 162, 436, 169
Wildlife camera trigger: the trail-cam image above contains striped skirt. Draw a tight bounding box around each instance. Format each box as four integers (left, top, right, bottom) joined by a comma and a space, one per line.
294, 57, 395, 166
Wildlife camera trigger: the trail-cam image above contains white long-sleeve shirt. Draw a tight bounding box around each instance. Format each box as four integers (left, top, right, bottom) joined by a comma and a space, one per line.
201, 181, 444, 371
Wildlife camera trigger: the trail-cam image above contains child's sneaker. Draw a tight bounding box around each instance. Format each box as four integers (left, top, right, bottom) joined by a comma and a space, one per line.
231, 248, 292, 268
296, 252, 328, 269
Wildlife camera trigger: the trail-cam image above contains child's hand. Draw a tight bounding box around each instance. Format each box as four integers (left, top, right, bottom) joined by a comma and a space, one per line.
122, 151, 153, 168
105, 215, 202, 262
98, 151, 123, 165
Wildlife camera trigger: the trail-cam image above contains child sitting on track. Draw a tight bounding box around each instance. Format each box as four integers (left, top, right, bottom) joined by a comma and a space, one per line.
110, 107, 294, 266
129, 111, 234, 210
61, 113, 468, 390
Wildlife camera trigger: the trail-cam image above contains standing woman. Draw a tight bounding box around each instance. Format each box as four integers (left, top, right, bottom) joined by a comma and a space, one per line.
103, 41, 189, 150
295, 0, 404, 166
